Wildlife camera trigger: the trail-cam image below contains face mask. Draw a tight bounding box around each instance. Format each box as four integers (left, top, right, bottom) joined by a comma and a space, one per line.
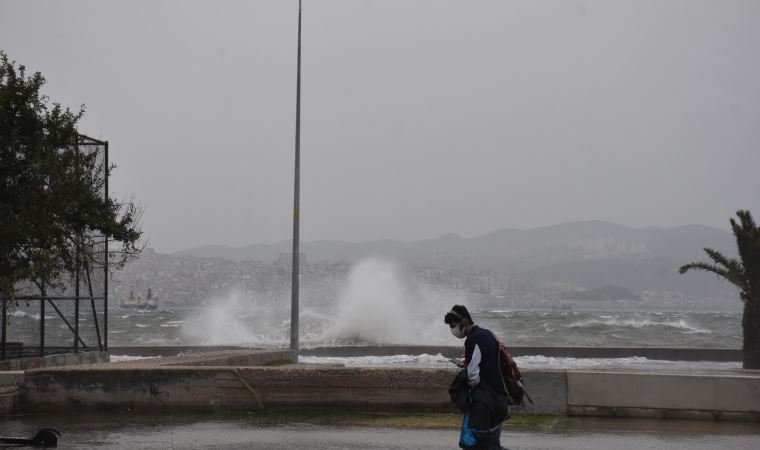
450, 325, 466, 339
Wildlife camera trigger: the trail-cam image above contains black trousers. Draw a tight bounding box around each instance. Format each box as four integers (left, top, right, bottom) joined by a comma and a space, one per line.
466, 385, 508, 450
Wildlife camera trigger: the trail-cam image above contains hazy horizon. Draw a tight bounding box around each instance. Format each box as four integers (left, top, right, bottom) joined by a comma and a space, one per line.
173, 218, 731, 252
2, 0, 758, 254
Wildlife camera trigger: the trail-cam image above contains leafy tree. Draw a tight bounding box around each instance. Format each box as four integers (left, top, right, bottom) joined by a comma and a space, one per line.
680, 210, 760, 369
0, 50, 142, 300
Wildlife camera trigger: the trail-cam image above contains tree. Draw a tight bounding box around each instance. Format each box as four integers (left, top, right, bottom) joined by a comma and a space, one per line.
0, 50, 142, 300
679, 210, 760, 369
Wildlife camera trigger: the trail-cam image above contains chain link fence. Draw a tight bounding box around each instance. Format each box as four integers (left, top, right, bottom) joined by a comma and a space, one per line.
2, 135, 109, 359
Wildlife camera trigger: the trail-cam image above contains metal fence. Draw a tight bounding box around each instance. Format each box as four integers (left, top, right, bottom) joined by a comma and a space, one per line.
1, 135, 109, 359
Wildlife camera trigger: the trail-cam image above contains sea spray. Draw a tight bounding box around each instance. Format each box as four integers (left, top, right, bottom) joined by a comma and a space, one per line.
180, 290, 287, 346
321, 258, 462, 346
179, 288, 340, 347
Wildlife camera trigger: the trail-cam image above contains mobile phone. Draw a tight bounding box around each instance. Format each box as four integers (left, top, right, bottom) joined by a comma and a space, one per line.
448, 358, 464, 367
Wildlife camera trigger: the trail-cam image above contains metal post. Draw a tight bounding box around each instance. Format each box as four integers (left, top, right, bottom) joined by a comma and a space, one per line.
74, 140, 80, 353
1, 298, 6, 360
40, 281, 45, 357
290, 0, 302, 354
85, 259, 102, 349
74, 241, 80, 353
104, 141, 109, 351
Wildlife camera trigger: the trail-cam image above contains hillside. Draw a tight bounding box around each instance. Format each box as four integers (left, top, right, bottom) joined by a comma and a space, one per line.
172, 221, 733, 296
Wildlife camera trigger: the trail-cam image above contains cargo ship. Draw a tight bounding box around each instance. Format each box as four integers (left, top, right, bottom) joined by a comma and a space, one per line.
120, 288, 158, 310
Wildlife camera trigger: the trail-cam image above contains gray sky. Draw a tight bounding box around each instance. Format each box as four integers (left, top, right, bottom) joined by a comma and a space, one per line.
2, 0, 759, 253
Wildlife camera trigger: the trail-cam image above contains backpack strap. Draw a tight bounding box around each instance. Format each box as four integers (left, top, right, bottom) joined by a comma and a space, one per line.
488, 330, 509, 395
489, 330, 534, 406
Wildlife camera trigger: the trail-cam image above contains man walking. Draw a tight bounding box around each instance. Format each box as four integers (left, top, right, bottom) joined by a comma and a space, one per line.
445, 305, 509, 450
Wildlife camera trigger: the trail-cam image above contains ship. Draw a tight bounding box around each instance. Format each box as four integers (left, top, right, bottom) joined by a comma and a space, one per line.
120, 288, 158, 310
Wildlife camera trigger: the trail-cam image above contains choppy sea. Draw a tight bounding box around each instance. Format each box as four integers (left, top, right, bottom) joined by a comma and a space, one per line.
107, 308, 741, 348
104, 307, 743, 371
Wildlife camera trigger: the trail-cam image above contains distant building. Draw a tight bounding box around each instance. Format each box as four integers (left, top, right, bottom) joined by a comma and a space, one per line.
278, 252, 307, 266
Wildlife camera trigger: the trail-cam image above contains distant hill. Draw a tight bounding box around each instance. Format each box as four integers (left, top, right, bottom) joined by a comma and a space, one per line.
174, 221, 734, 296
562, 284, 640, 301
175, 221, 732, 269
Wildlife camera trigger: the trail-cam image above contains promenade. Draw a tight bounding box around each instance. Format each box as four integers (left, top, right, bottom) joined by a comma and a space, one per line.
9, 348, 760, 422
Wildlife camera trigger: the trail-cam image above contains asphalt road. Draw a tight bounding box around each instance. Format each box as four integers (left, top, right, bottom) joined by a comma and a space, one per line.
1, 415, 759, 449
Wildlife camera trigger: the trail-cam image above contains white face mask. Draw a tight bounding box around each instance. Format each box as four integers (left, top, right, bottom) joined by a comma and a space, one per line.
450, 325, 466, 339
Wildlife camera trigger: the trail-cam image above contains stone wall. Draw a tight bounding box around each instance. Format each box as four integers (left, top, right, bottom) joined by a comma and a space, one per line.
0, 351, 108, 371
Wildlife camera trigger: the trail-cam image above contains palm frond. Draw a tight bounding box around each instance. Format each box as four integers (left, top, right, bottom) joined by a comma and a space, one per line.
702, 247, 737, 271
731, 210, 760, 273
736, 210, 757, 232
679, 262, 746, 290
679, 262, 728, 277
701, 248, 747, 288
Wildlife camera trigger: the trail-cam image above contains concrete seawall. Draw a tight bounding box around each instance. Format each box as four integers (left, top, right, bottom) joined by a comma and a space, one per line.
567, 371, 760, 421
107, 345, 743, 362
298, 346, 743, 362
0, 350, 108, 371
23, 366, 454, 412
18, 350, 760, 421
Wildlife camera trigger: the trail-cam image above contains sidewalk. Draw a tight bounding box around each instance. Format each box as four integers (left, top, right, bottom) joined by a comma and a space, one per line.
1, 414, 759, 449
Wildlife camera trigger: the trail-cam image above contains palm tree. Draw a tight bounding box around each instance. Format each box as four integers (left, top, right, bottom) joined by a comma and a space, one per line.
680, 210, 760, 369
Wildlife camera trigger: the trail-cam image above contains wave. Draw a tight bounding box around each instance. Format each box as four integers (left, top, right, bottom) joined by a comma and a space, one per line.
567, 318, 711, 334
17, 313, 57, 321
299, 353, 451, 368
110, 355, 158, 362
298, 354, 741, 372
515, 355, 738, 371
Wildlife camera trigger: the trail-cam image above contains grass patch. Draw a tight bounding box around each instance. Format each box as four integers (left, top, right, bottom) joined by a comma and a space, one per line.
6, 410, 560, 431
0, 385, 19, 395
241, 409, 558, 430
263, 359, 294, 366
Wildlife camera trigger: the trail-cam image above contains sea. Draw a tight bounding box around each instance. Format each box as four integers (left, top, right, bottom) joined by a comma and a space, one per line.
106, 307, 744, 372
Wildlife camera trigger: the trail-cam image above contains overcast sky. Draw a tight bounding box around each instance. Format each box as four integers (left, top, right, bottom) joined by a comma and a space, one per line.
1, 0, 759, 253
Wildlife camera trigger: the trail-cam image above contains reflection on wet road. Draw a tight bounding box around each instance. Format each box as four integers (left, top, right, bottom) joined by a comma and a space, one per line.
1, 414, 758, 449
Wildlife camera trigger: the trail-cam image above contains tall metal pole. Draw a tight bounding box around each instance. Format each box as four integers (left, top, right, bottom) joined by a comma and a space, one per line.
290, 0, 302, 354
104, 141, 109, 351
74, 141, 80, 353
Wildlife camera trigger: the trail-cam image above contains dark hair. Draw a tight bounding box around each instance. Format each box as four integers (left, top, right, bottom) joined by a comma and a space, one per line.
444, 304, 473, 325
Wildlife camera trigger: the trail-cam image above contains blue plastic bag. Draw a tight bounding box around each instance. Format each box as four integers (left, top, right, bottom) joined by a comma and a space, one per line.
459, 412, 477, 448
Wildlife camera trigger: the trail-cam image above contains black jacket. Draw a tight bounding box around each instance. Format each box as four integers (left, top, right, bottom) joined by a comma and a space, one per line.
464, 325, 507, 396
450, 324, 510, 431
449, 369, 469, 413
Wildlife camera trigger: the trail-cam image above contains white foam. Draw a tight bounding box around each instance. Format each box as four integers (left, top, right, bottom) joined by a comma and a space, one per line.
298, 354, 742, 372
567, 318, 711, 334
109, 355, 157, 362
299, 353, 452, 368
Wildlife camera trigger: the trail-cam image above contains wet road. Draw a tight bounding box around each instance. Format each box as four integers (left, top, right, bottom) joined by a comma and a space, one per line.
1, 415, 759, 449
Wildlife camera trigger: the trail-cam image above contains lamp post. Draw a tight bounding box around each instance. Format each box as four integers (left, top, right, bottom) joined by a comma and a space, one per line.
290, 0, 303, 355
